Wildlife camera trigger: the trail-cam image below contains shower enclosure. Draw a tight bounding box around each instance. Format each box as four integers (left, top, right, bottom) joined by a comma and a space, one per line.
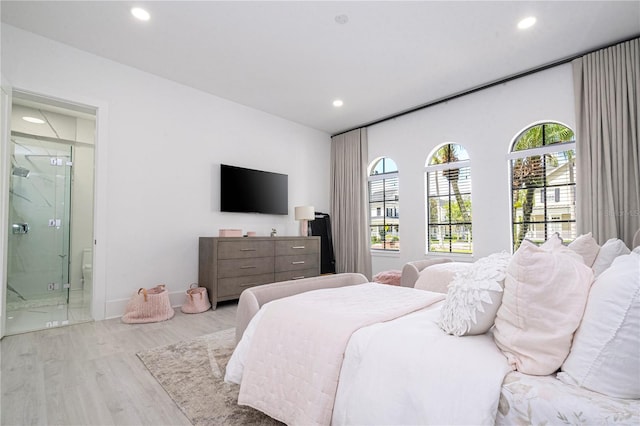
6, 133, 73, 333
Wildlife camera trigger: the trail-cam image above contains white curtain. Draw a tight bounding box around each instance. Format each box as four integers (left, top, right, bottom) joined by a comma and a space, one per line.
330, 128, 372, 279
572, 38, 640, 247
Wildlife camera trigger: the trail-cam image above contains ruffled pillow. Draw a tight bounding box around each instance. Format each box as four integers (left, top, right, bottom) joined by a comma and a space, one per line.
438, 252, 511, 336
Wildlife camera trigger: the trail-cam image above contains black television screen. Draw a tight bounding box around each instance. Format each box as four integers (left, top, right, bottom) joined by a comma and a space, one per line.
220, 164, 288, 215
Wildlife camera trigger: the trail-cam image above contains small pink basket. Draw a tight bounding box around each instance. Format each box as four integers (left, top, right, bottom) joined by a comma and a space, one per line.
122, 284, 175, 324
181, 283, 211, 314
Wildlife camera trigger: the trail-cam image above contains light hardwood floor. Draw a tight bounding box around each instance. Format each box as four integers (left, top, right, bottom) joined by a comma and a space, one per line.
1, 302, 237, 426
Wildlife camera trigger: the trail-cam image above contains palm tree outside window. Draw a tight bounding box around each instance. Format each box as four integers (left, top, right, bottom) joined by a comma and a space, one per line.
425, 144, 472, 254
509, 122, 576, 251
368, 157, 399, 251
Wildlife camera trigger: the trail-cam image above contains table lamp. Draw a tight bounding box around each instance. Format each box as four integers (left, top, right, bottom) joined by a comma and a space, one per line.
294, 206, 315, 237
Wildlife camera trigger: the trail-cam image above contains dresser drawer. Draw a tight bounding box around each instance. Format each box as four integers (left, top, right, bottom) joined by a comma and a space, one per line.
275, 268, 319, 282
275, 253, 319, 272
217, 240, 274, 259
217, 257, 274, 278
275, 238, 319, 256
199, 236, 321, 309
218, 273, 275, 298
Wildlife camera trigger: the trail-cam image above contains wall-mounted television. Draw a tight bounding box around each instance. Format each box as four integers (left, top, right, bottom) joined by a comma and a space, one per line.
220, 164, 288, 215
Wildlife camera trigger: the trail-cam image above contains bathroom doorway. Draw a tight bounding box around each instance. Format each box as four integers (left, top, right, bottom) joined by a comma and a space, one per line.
4, 92, 95, 335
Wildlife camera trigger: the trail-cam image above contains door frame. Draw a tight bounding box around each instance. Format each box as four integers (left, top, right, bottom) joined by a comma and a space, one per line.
1, 86, 109, 337
0, 76, 13, 338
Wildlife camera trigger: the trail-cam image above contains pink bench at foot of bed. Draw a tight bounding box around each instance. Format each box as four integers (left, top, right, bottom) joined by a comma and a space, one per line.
235, 258, 453, 343
235, 273, 369, 343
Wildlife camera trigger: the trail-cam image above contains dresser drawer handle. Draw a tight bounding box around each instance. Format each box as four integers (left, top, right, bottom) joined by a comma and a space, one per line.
240, 248, 257, 251
291, 261, 305, 265
292, 276, 305, 280
291, 246, 305, 249
240, 265, 257, 269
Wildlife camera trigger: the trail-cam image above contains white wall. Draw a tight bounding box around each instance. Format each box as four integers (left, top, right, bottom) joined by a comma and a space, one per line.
72, 118, 96, 294
368, 64, 576, 274
1, 25, 331, 318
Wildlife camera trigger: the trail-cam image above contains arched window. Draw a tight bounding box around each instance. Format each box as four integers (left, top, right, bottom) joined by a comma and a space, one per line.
368, 157, 399, 251
425, 144, 472, 254
509, 122, 576, 251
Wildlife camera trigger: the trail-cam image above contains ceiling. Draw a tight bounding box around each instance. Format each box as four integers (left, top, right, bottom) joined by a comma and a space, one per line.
2, 1, 639, 135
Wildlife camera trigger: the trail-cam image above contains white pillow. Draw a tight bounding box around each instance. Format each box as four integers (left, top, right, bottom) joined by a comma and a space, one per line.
493, 240, 594, 375
541, 232, 585, 263
568, 232, 600, 267
438, 253, 511, 336
592, 238, 630, 277
414, 262, 472, 294
558, 252, 640, 399
541, 232, 564, 249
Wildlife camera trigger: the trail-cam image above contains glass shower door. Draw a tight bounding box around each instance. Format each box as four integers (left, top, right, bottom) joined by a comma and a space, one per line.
6, 134, 72, 333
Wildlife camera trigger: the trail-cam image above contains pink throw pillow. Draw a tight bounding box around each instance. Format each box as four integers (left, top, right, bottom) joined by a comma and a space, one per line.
493, 240, 594, 375
373, 270, 402, 286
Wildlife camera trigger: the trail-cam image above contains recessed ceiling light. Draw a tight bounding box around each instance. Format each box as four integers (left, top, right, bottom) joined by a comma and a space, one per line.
333, 99, 344, 107
131, 7, 150, 21
517, 16, 536, 30
22, 116, 45, 124
335, 14, 349, 25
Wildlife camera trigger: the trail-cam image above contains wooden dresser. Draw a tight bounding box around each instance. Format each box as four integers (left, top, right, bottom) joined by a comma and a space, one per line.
198, 236, 321, 309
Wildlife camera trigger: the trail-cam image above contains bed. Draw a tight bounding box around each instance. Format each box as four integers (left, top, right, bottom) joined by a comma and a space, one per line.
225, 234, 640, 425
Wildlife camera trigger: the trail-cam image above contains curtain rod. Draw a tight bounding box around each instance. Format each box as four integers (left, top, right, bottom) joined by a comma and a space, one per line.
332, 34, 640, 138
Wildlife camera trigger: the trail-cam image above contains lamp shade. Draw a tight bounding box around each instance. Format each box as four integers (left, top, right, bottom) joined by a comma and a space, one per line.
294, 206, 315, 220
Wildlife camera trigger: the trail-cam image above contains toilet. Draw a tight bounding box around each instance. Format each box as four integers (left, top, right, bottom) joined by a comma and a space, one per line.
81, 248, 93, 287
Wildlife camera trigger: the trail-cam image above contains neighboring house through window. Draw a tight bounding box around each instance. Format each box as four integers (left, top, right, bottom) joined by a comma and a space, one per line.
368, 157, 399, 251
509, 122, 576, 251
425, 143, 472, 254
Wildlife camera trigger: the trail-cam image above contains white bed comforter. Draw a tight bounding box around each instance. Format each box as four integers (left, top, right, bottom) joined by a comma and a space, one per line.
332, 304, 512, 425
226, 285, 511, 426
230, 284, 445, 426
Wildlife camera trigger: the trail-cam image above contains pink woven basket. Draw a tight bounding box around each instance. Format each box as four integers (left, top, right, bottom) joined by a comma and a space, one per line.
181, 283, 211, 314
122, 284, 175, 323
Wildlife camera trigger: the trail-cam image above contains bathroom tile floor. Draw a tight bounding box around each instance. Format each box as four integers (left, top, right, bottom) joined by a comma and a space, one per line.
5, 289, 92, 335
